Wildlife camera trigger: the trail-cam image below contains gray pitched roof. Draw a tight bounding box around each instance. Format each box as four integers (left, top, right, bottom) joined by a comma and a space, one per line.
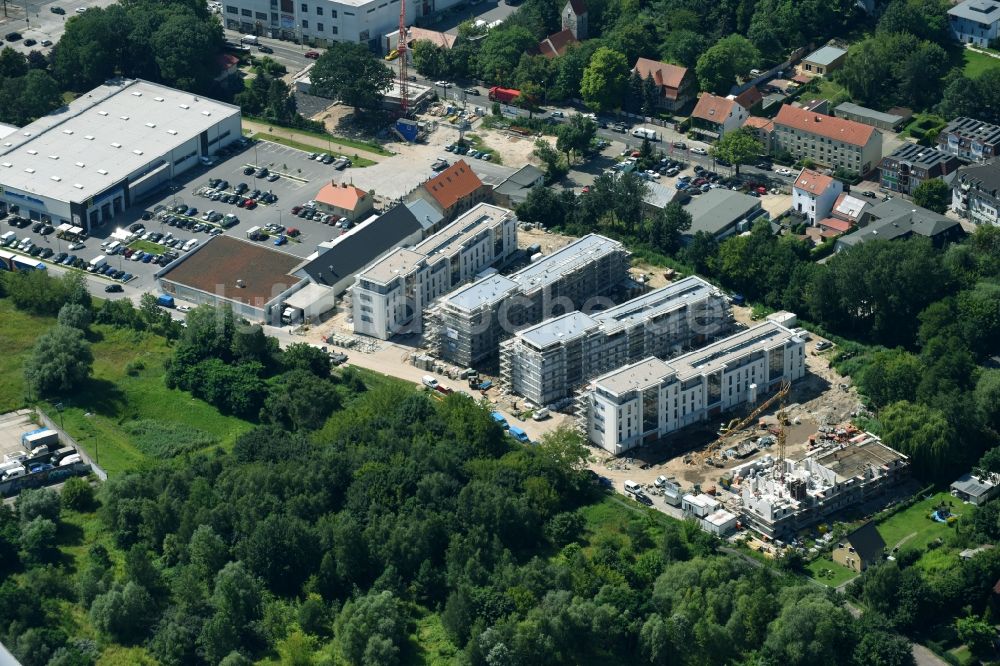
845, 522, 885, 561
958, 160, 1000, 195
299, 205, 422, 286
837, 198, 963, 247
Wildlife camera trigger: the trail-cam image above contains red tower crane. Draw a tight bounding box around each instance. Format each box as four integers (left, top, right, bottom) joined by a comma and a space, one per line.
397, 0, 409, 116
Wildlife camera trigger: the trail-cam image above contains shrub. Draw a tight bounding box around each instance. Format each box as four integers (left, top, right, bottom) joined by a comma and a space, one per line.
61, 477, 95, 512
122, 420, 218, 459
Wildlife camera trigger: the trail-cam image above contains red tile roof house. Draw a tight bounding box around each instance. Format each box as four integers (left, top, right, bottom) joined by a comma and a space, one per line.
632, 58, 696, 112
772, 104, 883, 176
816, 192, 870, 236
537, 29, 578, 59
690, 93, 750, 140
743, 116, 774, 152
314, 182, 375, 223
792, 168, 843, 225
408, 160, 491, 226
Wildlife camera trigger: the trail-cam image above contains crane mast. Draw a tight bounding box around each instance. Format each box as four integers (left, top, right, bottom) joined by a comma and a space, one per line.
397, 0, 408, 116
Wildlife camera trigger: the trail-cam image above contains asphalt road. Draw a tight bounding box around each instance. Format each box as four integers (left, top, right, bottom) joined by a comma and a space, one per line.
222, 28, 317, 75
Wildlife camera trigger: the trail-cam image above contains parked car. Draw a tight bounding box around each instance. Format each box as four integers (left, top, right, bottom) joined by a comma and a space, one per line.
258, 45, 273, 53
50, 6, 65, 13
304, 50, 320, 59
105, 283, 123, 293
22, 38, 36, 46
691, 147, 707, 155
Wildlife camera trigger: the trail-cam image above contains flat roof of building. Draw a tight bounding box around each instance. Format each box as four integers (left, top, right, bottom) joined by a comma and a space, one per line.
594, 357, 674, 394
670, 320, 797, 381
948, 0, 1000, 22
684, 189, 763, 236
160, 236, 301, 306
834, 102, 905, 126
0, 79, 239, 203
358, 247, 425, 284
594, 276, 720, 334
509, 233, 623, 293
804, 45, 847, 66
412, 202, 510, 258
441, 274, 519, 311
517, 311, 600, 349
812, 436, 907, 481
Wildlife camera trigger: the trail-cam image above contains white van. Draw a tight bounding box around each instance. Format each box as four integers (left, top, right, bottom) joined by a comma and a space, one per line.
0, 231, 14, 246
88, 254, 107, 272
2, 465, 25, 481
241, 34, 260, 45
183, 238, 199, 252
532, 408, 550, 421
421, 375, 438, 389
631, 127, 658, 141
623, 480, 641, 495
106, 241, 121, 255
58, 454, 82, 466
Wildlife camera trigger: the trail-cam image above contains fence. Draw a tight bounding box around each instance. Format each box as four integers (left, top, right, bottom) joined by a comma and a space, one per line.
35, 409, 108, 481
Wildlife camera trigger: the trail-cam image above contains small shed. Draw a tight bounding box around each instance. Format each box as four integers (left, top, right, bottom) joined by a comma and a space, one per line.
800, 45, 847, 76
951, 472, 1000, 505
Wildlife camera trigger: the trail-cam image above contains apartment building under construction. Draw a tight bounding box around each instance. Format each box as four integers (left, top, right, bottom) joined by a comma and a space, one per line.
499, 276, 733, 407
425, 234, 631, 368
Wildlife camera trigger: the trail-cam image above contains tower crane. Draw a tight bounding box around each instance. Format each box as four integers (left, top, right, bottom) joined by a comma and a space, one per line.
397, 0, 409, 116
691, 380, 790, 466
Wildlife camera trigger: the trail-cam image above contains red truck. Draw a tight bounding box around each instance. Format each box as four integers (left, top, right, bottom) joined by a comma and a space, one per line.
488, 86, 520, 103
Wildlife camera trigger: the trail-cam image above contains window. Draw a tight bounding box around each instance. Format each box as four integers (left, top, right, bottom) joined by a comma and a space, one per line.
241, 8, 252, 15
315, 5, 322, 13
331, 8, 337, 16
271, 12, 278, 21
255, 11, 267, 19
331, 25, 338, 33
226, 4, 238, 12
301, 2, 307, 9
317, 21, 323, 30
302, 18, 308, 27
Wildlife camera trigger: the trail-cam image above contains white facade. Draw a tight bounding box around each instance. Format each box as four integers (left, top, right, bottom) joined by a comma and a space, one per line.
0, 79, 241, 232
351, 203, 517, 339
223, 0, 462, 47
579, 321, 806, 455
792, 170, 843, 225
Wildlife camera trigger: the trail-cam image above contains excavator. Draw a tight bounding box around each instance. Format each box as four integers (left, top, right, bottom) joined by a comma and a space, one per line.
689, 379, 791, 466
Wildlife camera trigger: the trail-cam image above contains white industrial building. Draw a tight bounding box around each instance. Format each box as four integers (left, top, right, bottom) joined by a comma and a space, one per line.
682, 493, 739, 536
351, 203, 518, 339
500, 276, 733, 407
577, 321, 806, 455
223, 0, 463, 49
736, 432, 909, 539
0, 79, 241, 232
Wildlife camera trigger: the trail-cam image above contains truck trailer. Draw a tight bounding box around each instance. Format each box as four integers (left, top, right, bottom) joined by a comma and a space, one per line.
21, 428, 58, 450
488, 87, 520, 103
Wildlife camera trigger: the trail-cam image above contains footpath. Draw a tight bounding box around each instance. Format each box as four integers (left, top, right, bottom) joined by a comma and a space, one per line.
241, 119, 387, 163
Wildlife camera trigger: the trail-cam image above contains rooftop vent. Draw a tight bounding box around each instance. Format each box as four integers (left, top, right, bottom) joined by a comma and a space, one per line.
154, 96, 164, 102
21, 131, 31, 137
48, 155, 58, 160
50, 175, 61, 182
167, 129, 177, 135
145, 122, 156, 128
98, 111, 108, 116
97, 169, 108, 175
62, 129, 73, 135
0, 162, 10, 168
201, 110, 211, 116
75, 162, 85, 167
131, 91, 142, 97
84, 135, 94, 140
119, 115, 129, 120
24, 168, 34, 173
2, 142, 10, 147
235, 279, 246, 288
179, 104, 189, 110
111, 142, 121, 148
26, 149, 37, 155
133, 149, 143, 155
73, 183, 83, 189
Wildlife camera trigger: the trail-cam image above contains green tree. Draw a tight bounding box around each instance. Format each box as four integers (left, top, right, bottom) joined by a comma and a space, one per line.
580, 47, 629, 112
956, 615, 996, 660
475, 26, 536, 85
975, 370, 1000, 433
261, 369, 341, 432
647, 202, 692, 254
853, 630, 915, 666
912, 178, 950, 213
555, 114, 598, 163
532, 139, 566, 182
310, 42, 394, 111
24, 325, 94, 397
57, 303, 92, 331
763, 594, 854, 666
857, 348, 922, 407
682, 231, 720, 272
17, 488, 61, 524
710, 128, 763, 175
696, 35, 759, 94
19, 517, 58, 565
189, 524, 230, 584
334, 590, 406, 666
151, 13, 222, 92
880, 400, 957, 481
60, 478, 95, 512
412, 40, 449, 79
89, 582, 157, 644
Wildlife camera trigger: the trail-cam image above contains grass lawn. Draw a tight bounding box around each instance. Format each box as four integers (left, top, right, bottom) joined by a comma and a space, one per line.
963, 49, 1000, 77
127, 239, 166, 255
809, 78, 848, 104
805, 557, 858, 588
42, 325, 253, 476
250, 134, 376, 167
0, 300, 50, 411
876, 491, 958, 554
462, 134, 503, 165
247, 118, 394, 156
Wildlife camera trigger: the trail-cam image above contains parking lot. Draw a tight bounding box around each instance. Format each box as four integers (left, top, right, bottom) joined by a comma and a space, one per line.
1, 137, 369, 298
0, 0, 118, 55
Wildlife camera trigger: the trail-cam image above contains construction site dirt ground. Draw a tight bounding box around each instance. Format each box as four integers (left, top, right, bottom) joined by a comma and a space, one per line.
587, 308, 864, 499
